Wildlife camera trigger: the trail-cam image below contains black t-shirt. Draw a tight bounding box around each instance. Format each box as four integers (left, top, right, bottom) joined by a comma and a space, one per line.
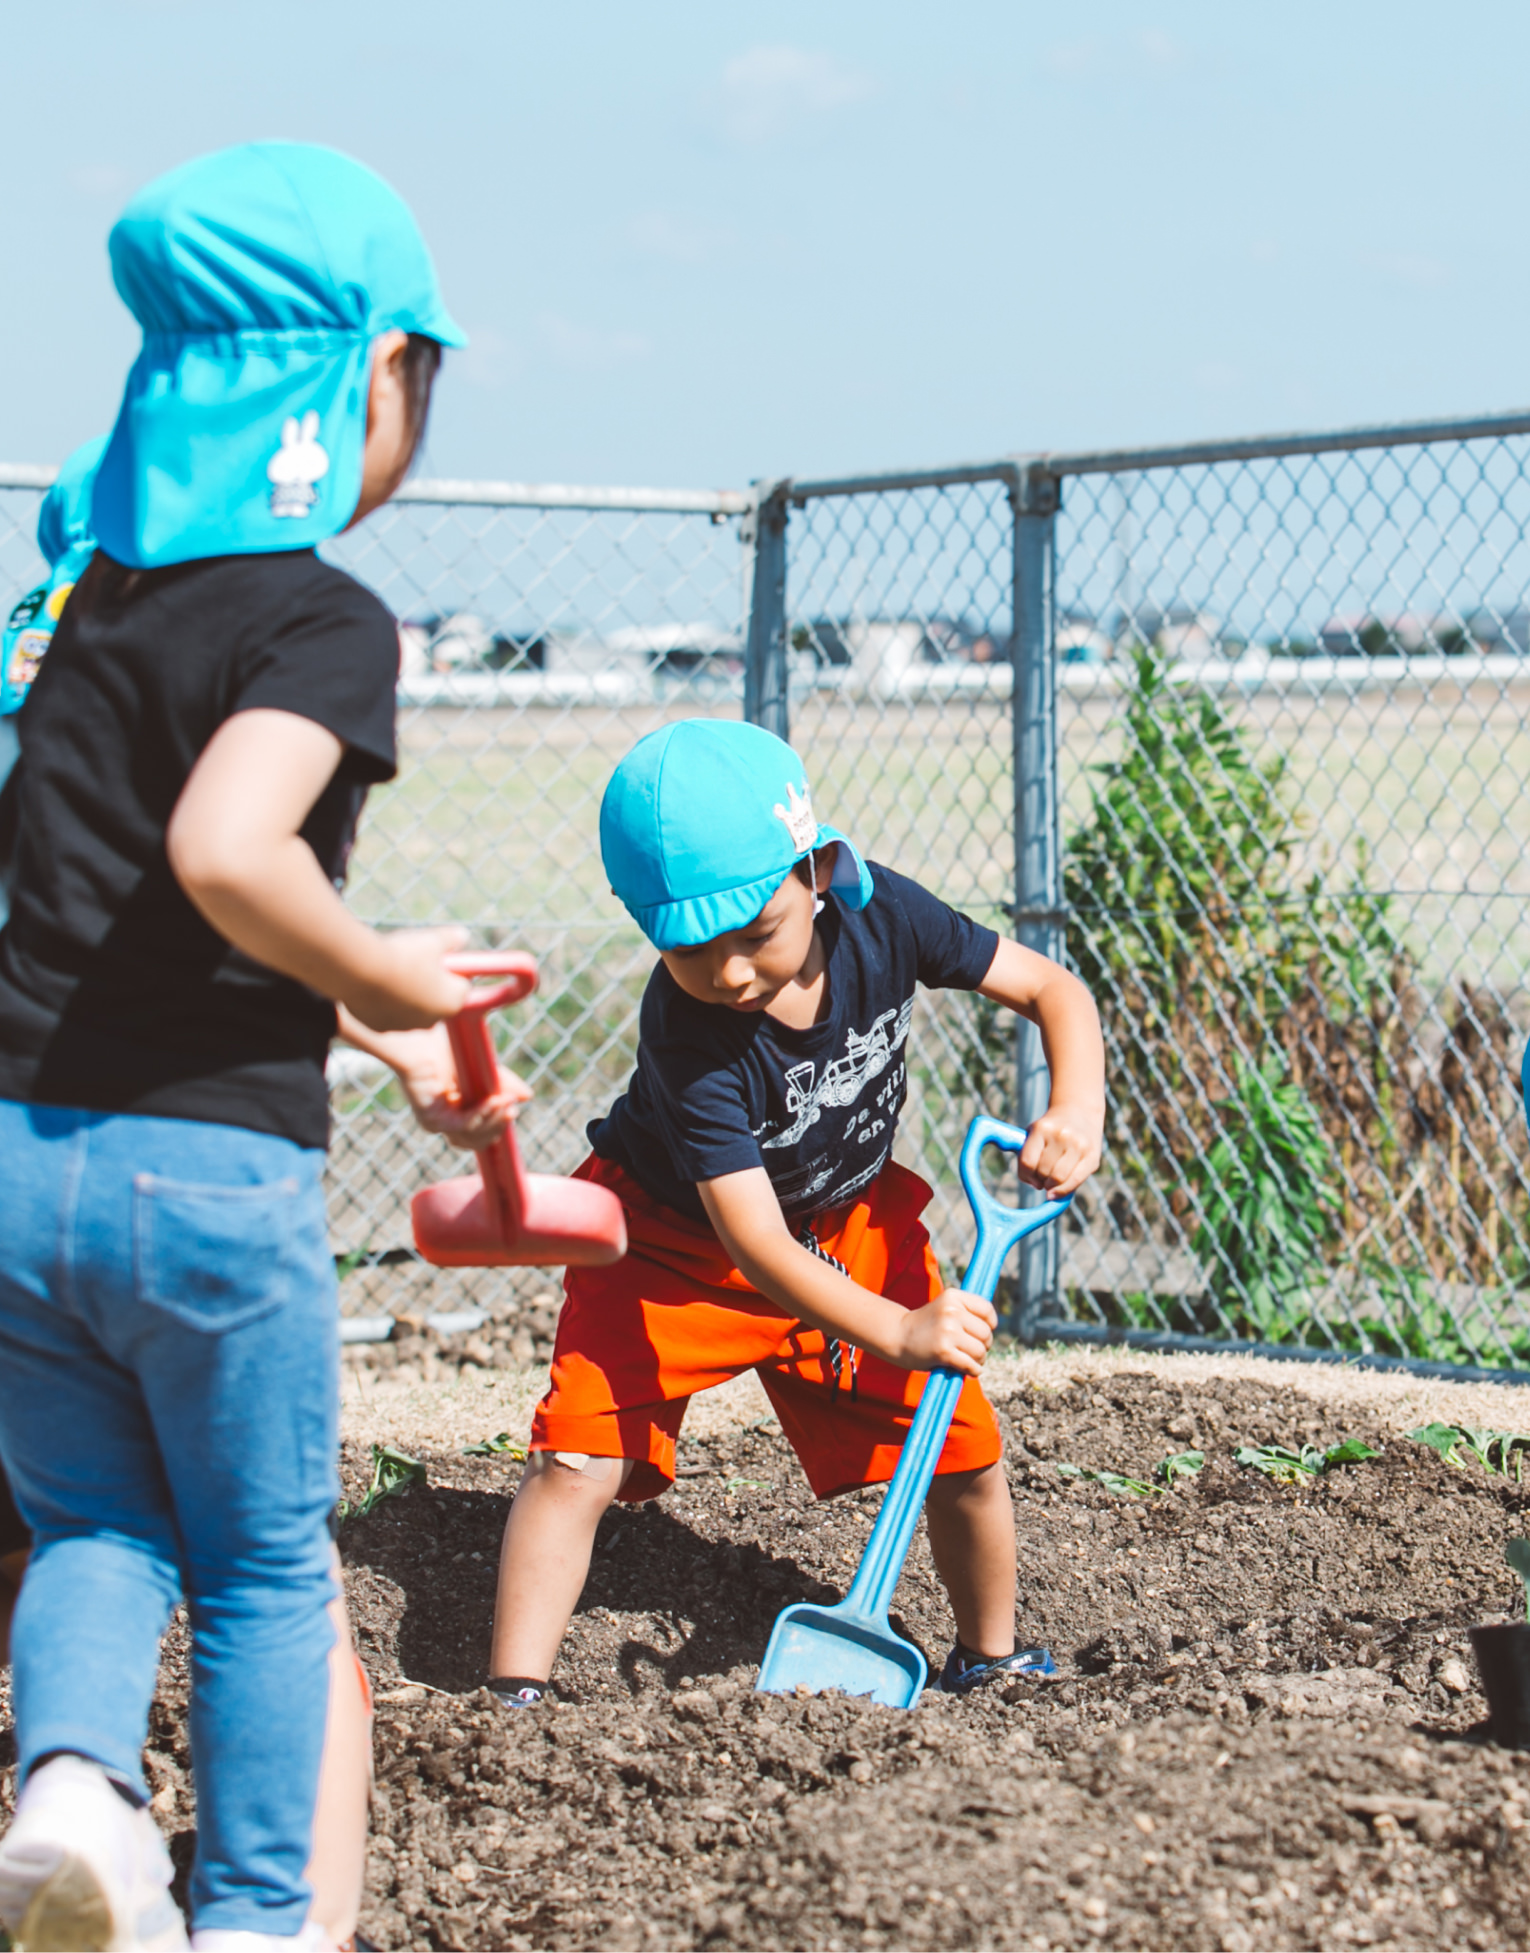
590, 865, 999, 1223
0, 549, 398, 1148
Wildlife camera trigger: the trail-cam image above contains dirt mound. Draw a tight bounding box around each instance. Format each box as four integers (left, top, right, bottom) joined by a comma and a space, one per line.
8, 1366, 1530, 1949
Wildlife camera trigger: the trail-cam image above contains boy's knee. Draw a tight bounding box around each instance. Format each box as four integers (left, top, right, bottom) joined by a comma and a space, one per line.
926, 1459, 1008, 1506
520, 1451, 632, 1501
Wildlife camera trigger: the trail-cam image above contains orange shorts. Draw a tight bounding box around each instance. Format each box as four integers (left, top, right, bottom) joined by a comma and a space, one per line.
531, 1155, 1002, 1503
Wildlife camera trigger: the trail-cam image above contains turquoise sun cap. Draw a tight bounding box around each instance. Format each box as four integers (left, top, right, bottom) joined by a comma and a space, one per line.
600, 719, 874, 951
2, 435, 107, 715
38, 434, 107, 571
92, 142, 465, 570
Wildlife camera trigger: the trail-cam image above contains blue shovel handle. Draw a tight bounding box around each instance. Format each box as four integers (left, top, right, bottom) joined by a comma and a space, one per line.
841, 1116, 1072, 1622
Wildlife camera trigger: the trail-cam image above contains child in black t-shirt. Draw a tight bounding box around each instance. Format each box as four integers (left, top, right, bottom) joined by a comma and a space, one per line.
0, 146, 522, 1953
485, 719, 1106, 1706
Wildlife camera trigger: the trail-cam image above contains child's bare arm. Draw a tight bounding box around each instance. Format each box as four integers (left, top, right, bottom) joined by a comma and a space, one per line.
977, 937, 1105, 1196
167, 708, 468, 1030
699, 1168, 995, 1376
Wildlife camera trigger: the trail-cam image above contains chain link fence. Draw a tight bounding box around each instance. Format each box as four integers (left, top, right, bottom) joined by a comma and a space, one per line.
2, 412, 1529, 1373
1046, 423, 1530, 1371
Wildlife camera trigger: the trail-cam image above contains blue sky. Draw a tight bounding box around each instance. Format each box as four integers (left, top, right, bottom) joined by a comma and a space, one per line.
7, 1, 1530, 488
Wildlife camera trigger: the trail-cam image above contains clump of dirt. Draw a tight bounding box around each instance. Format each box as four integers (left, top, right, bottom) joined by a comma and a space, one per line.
343, 1294, 562, 1383
8, 1366, 1530, 1951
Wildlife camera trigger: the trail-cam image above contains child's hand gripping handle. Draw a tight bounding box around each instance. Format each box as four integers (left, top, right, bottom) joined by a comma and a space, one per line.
443, 953, 539, 1238
843, 1116, 1073, 1623
957, 1113, 1074, 1301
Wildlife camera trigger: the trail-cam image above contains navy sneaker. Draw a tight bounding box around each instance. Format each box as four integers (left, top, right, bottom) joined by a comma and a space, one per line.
936, 1642, 1056, 1695
487, 1675, 548, 1709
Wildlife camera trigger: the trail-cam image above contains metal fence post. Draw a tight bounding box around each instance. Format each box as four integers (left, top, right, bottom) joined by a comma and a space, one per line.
743, 480, 790, 738
1010, 460, 1062, 1339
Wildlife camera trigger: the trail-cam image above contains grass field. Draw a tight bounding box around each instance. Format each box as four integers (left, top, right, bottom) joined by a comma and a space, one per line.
351, 677, 1530, 978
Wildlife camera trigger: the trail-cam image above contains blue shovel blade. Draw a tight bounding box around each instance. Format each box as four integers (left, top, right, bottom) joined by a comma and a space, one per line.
756, 1599, 927, 1708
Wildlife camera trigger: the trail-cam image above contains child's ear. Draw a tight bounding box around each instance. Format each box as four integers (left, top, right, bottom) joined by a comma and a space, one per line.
814, 848, 836, 894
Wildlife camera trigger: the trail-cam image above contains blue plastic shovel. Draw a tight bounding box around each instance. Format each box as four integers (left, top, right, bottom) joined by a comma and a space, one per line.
755, 1114, 1073, 1707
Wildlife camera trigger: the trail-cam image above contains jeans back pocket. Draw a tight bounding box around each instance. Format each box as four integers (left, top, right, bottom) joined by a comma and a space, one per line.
133, 1173, 305, 1333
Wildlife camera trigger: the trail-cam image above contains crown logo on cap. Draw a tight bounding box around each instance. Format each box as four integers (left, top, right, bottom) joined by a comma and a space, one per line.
773, 781, 818, 852
267, 411, 330, 518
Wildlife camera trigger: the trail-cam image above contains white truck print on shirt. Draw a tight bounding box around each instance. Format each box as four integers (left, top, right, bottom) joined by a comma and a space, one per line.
755, 999, 914, 1152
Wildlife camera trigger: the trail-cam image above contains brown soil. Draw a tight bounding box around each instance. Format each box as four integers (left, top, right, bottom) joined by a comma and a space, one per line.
8, 1365, 1530, 1951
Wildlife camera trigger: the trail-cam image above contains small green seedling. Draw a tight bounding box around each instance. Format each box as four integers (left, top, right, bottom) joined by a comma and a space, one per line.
343, 1443, 426, 1520
1234, 1438, 1380, 1485
1057, 1462, 1157, 1498
1157, 1450, 1206, 1488
1408, 1424, 1530, 1481
1507, 1538, 1530, 1619
723, 1476, 771, 1493
462, 1432, 527, 1459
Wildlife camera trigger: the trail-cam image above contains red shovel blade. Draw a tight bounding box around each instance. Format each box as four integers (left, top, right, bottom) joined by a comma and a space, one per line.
412, 1171, 627, 1267
409, 953, 627, 1269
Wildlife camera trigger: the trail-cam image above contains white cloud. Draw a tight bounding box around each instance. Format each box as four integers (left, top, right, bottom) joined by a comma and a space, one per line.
625, 211, 732, 265
538, 314, 651, 371
709, 45, 874, 145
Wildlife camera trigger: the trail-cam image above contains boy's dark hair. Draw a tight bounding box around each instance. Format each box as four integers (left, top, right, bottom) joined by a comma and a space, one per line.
792, 855, 816, 889
401, 333, 443, 469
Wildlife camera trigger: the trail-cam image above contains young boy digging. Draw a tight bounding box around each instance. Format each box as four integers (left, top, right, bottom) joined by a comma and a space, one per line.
487, 719, 1104, 1703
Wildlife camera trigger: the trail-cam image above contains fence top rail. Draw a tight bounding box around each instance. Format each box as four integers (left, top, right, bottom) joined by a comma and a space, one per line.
783, 407, 1530, 504
786, 459, 1023, 502
1036, 407, 1530, 478
394, 478, 750, 516
0, 464, 752, 517
0, 464, 58, 490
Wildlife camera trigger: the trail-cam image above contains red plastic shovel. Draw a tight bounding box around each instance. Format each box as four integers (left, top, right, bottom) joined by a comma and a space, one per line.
410, 953, 628, 1268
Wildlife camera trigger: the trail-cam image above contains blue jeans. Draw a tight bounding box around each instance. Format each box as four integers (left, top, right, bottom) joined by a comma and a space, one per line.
0, 1101, 341, 1936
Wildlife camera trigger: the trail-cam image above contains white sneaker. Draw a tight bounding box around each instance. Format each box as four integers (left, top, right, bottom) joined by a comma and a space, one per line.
191, 1927, 332, 1951
0, 1753, 187, 1951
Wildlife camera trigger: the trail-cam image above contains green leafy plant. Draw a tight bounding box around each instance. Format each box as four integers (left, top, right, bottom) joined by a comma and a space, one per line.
1058, 644, 1530, 1364
1157, 1450, 1206, 1487
1507, 1538, 1530, 1618
1408, 1423, 1530, 1480
342, 1444, 426, 1520
462, 1432, 527, 1459
1234, 1438, 1380, 1484
1188, 1055, 1337, 1341
1057, 1461, 1157, 1498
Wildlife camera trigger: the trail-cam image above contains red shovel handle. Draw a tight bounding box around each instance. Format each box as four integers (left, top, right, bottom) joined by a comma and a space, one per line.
443, 953, 538, 1106
441, 951, 539, 1238
446, 951, 539, 1017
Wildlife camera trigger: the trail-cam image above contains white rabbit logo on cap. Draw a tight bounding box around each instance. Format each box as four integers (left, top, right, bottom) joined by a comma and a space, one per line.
266, 411, 330, 517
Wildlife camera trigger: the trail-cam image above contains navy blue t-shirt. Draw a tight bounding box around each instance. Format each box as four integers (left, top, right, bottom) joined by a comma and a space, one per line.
590, 864, 999, 1223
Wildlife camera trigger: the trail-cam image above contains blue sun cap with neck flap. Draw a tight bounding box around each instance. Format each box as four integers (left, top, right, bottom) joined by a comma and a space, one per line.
600, 719, 874, 951
1, 435, 107, 716
91, 141, 466, 570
